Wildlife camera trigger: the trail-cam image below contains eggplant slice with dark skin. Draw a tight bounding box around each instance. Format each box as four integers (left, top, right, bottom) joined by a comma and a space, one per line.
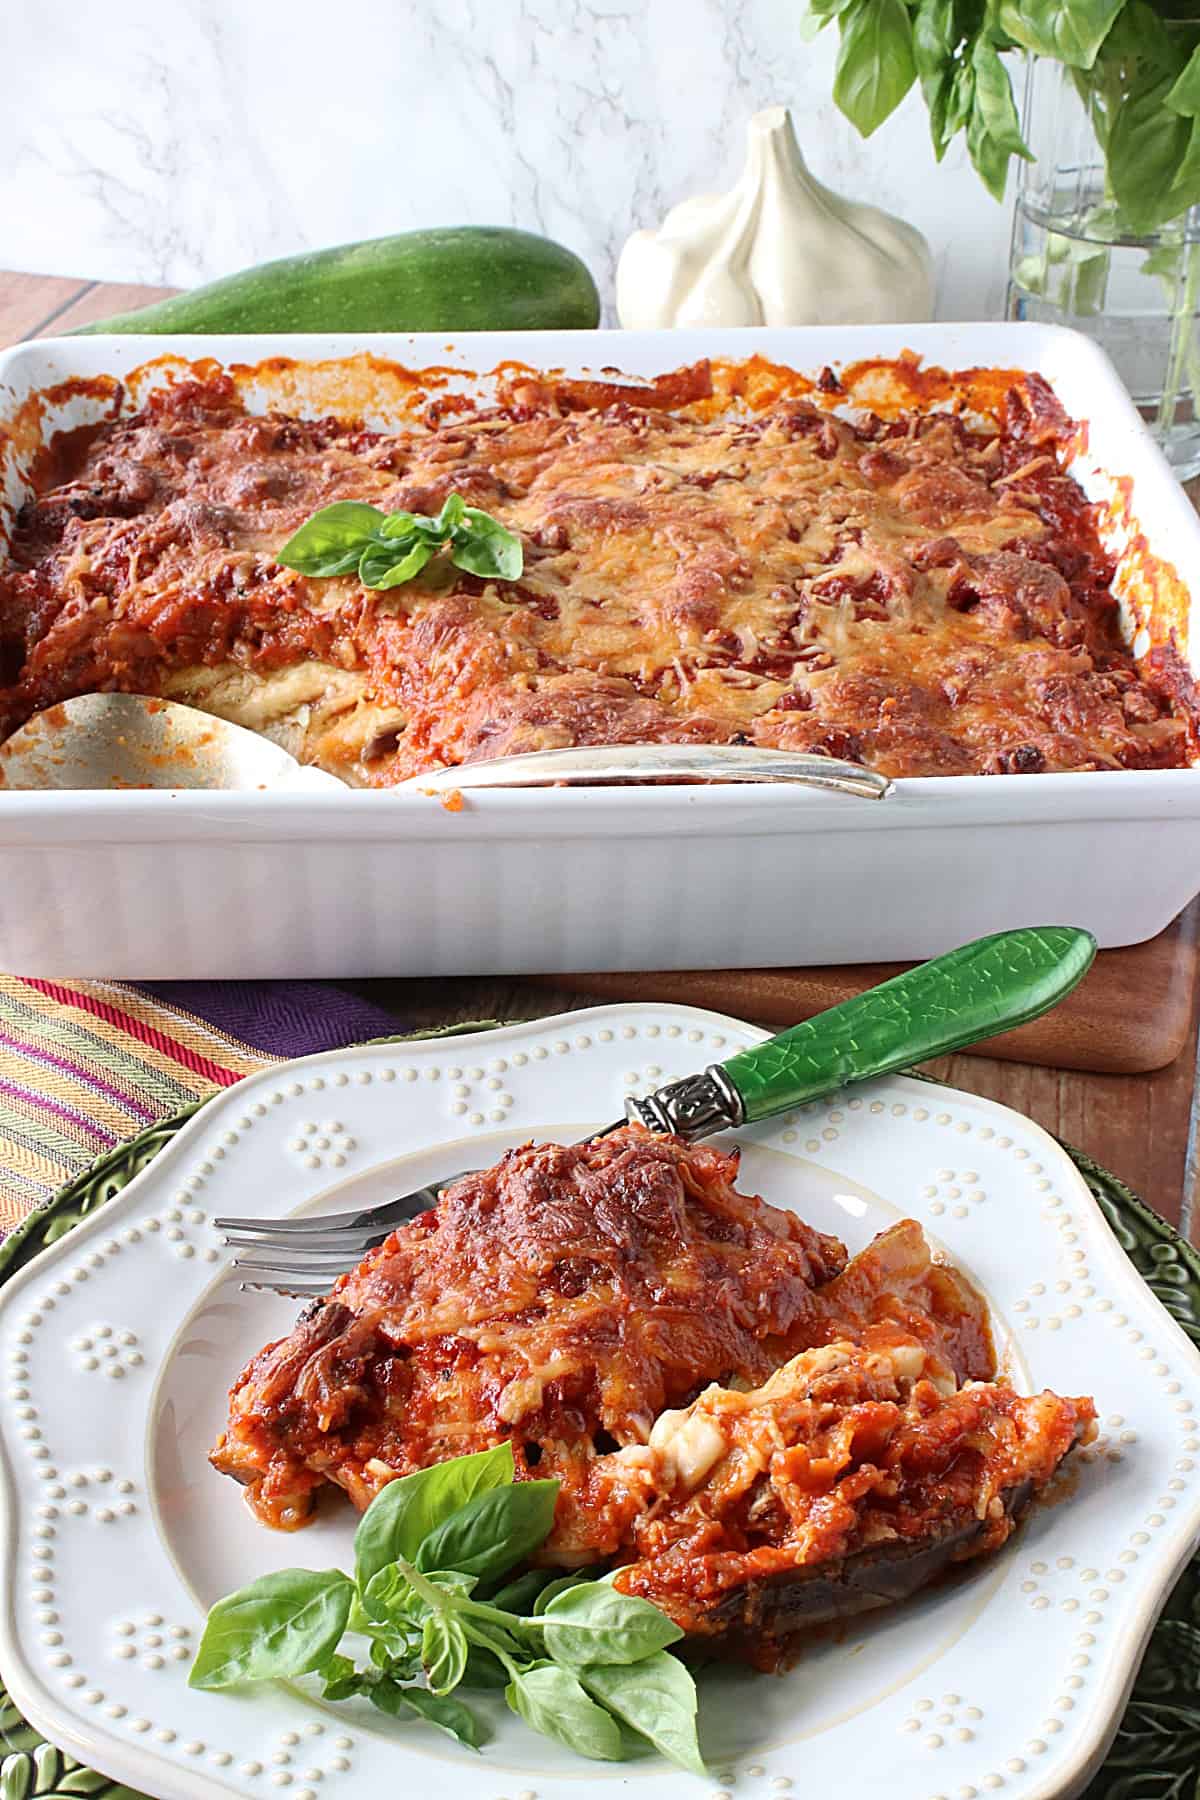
695, 1461, 1065, 1656
604, 1336, 1095, 1663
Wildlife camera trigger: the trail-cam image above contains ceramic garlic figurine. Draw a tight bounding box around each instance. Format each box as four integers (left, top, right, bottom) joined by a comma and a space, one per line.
617, 106, 934, 329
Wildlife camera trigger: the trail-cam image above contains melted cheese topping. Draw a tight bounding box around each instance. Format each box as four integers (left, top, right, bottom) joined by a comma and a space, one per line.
1, 365, 1189, 780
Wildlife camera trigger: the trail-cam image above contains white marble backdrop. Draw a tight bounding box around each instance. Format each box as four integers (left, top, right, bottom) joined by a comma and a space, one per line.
0, 0, 1014, 321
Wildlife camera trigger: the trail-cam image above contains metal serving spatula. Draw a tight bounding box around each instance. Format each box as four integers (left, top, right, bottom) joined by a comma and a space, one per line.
219, 925, 1097, 1295
0, 694, 892, 798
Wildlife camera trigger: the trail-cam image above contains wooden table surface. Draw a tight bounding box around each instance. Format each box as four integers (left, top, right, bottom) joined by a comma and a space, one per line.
5, 268, 1199, 1242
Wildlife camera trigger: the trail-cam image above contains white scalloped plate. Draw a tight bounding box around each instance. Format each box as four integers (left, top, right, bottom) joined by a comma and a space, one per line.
0, 1004, 1198, 1800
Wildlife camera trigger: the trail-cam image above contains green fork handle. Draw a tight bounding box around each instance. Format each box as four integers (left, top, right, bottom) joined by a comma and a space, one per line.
626, 927, 1096, 1136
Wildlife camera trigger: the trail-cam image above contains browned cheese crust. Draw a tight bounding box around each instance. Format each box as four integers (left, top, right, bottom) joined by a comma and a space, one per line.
0, 362, 1191, 781
210, 1128, 848, 1539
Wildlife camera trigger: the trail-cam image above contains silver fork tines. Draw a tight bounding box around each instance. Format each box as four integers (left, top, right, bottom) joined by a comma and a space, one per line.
237, 1280, 333, 1299
215, 1178, 465, 1298
222, 1227, 395, 1256
232, 1253, 366, 1276
215, 1121, 626, 1298
213, 1182, 451, 1238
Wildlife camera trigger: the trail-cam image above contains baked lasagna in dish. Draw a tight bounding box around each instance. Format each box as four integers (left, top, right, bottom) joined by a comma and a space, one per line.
211, 1127, 1095, 1662
0, 357, 1193, 782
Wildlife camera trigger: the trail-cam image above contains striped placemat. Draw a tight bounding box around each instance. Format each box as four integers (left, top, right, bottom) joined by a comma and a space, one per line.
0, 977, 409, 1226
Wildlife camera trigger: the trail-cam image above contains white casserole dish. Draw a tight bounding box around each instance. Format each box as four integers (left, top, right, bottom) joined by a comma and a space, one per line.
1, 321, 1198, 979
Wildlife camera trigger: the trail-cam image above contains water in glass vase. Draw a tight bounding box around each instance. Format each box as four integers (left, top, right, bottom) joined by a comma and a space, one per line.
1006, 56, 1200, 480
1009, 206, 1200, 477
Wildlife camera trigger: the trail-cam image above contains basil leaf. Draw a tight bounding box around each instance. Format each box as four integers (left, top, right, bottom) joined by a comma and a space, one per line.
506, 1663, 624, 1761
911, 0, 957, 157
422, 1612, 469, 1694
415, 1477, 560, 1581
189, 1568, 354, 1690
374, 510, 418, 540
421, 1566, 479, 1597
994, 0, 1123, 69
432, 492, 468, 536
404, 1690, 486, 1749
1142, 242, 1187, 285
924, 67, 955, 161
611, 1719, 660, 1761
318, 1652, 368, 1703
361, 1563, 414, 1626
375, 1682, 486, 1748
458, 1644, 510, 1690
354, 1443, 515, 1589
965, 36, 1031, 201
833, 0, 917, 137
533, 1572, 596, 1615
1158, 125, 1200, 232
943, 57, 975, 142
911, 0, 954, 70
450, 509, 524, 581
1108, 71, 1197, 233
277, 502, 384, 578
489, 1569, 560, 1614
358, 537, 433, 590
1105, 1, 1182, 76
346, 1594, 373, 1636
582, 1652, 706, 1776
368, 1674, 415, 1717
384, 1642, 423, 1681
358, 1572, 428, 1676
1169, 45, 1200, 118
363, 1563, 476, 1643
457, 1610, 527, 1661
369, 1632, 417, 1672
540, 1580, 683, 1669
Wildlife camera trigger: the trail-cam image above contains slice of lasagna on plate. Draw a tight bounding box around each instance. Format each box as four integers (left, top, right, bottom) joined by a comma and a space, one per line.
211, 1126, 1094, 1662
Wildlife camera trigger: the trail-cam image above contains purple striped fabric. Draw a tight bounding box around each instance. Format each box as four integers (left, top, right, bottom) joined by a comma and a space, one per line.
136, 981, 411, 1059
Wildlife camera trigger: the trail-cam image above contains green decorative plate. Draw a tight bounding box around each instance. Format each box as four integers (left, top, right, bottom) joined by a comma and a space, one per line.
0, 1080, 1196, 1800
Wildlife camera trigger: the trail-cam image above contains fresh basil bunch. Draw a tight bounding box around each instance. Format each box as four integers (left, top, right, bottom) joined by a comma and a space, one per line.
807, 0, 1200, 233
190, 1442, 705, 1773
277, 492, 523, 590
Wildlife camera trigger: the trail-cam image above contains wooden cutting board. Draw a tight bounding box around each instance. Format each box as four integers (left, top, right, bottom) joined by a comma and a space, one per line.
531, 904, 1200, 1074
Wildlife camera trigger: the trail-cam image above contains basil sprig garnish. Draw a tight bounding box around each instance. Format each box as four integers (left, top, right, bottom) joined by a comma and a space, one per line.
277, 492, 523, 589
190, 1443, 705, 1774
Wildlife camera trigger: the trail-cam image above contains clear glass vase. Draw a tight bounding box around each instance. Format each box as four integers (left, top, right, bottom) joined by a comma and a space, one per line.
1006, 52, 1200, 479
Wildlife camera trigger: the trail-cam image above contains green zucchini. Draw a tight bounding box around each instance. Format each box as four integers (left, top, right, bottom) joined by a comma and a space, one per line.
74, 227, 601, 336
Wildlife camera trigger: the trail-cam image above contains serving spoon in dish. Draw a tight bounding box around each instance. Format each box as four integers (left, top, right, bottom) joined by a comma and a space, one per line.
0, 694, 344, 793
0, 693, 893, 798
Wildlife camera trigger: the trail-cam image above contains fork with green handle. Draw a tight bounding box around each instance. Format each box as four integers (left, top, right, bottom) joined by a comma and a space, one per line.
218, 925, 1097, 1294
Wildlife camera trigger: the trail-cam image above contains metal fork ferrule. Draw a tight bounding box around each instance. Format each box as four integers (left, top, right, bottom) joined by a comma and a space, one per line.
624, 1064, 745, 1140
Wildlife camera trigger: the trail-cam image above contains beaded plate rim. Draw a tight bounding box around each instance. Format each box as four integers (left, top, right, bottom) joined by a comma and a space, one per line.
0, 1019, 1194, 1800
